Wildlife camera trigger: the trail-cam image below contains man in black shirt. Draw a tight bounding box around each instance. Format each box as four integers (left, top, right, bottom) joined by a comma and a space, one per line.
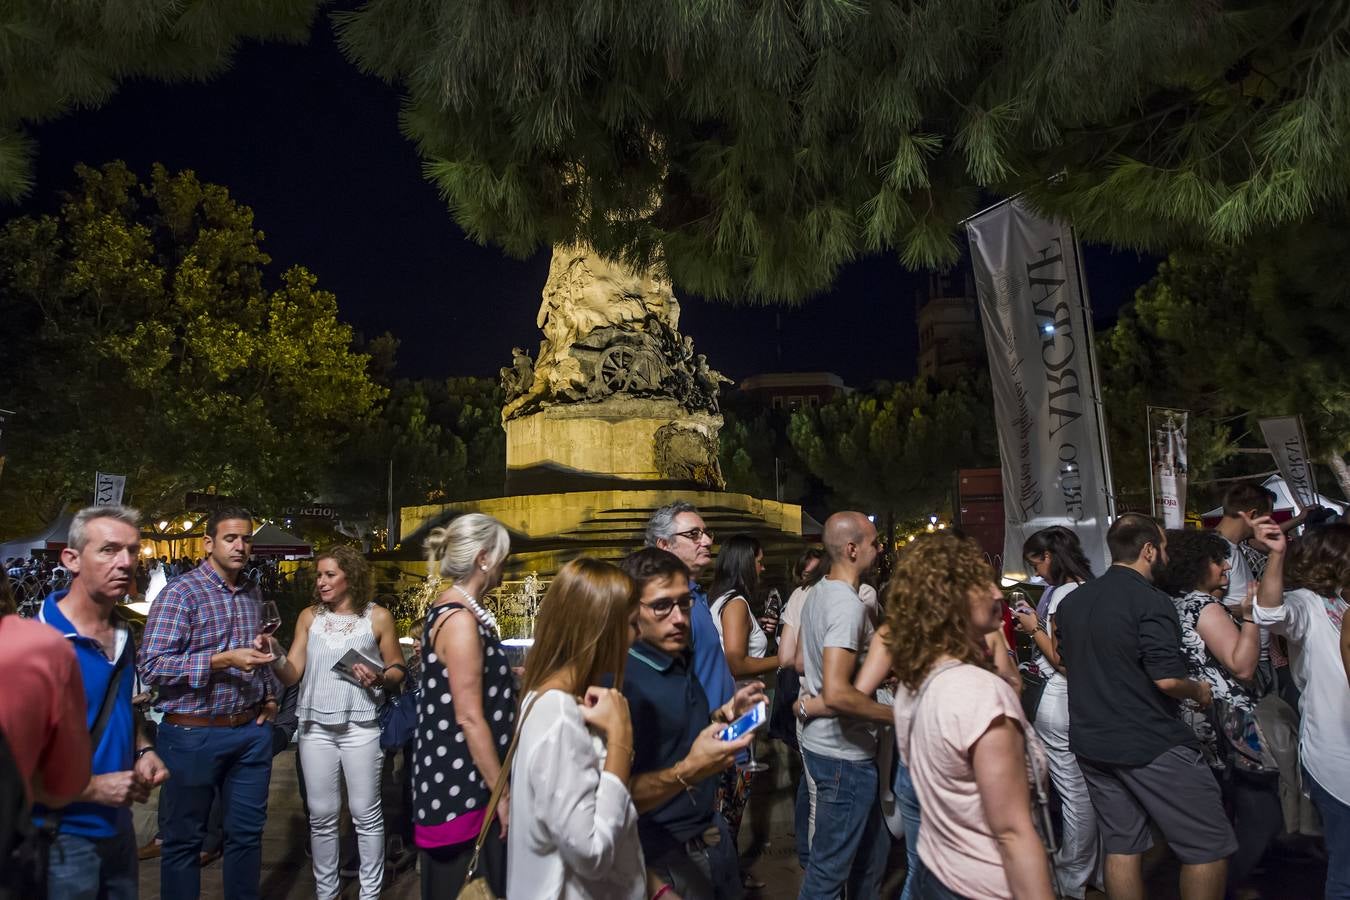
1056, 514, 1236, 900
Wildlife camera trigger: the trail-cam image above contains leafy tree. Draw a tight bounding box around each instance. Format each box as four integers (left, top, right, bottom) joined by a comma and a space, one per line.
787, 376, 997, 522
337, 1, 1350, 301
718, 395, 816, 504
0, 1, 323, 202
0, 161, 384, 537
1100, 226, 1350, 504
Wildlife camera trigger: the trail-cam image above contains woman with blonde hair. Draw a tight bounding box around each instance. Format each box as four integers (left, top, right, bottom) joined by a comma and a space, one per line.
414, 512, 515, 899
888, 533, 1053, 900
265, 545, 407, 900
507, 557, 647, 898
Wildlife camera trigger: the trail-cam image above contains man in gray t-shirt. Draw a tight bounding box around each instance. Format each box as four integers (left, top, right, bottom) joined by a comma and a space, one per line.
800, 578, 876, 760
795, 512, 894, 899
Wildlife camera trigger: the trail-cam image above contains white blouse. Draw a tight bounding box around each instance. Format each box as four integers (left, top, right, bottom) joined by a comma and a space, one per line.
709, 591, 770, 659
506, 690, 645, 900
1253, 588, 1350, 805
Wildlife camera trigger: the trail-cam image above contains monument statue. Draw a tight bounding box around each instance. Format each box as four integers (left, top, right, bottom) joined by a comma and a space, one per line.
499, 243, 729, 490
501, 244, 730, 422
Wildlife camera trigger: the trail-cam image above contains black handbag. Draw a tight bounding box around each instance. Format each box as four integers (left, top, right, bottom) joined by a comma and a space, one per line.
768, 665, 801, 750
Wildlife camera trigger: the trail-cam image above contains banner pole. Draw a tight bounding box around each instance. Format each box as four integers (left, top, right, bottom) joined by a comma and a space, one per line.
1070, 226, 1117, 520
958, 192, 1023, 227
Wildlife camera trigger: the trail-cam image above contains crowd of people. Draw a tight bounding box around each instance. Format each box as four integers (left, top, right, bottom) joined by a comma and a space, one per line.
1, 482, 1347, 900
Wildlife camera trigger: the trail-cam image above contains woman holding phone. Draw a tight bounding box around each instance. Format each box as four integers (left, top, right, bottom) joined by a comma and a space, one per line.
264, 546, 407, 900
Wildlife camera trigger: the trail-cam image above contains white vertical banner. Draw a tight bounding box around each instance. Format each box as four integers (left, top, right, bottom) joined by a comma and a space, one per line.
1148, 407, 1189, 528
93, 472, 127, 506
1259, 415, 1319, 511
966, 199, 1115, 579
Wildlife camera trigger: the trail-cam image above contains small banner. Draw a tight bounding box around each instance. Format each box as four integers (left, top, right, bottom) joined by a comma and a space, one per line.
966, 199, 1115, 579
1259, 416, 1319, 511
1148, 407, 1189, 528
94, 472, 127, 507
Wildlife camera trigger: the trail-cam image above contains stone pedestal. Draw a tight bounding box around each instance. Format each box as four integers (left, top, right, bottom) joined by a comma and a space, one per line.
505, 397, 723, 493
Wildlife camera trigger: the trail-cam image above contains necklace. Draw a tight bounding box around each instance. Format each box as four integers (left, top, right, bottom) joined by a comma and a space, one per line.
451, 584, 499, 635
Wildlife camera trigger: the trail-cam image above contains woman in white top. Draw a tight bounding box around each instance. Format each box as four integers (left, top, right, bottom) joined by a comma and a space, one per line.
1010, 526, 1101, 900
507, 557, 646, 899
1252, 519, 1350, 898
708, 535, 778, 679
264, 546, 407, 900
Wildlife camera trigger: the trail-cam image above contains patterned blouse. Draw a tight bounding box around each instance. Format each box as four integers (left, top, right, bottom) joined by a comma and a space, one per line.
1172, 590, 1257, 769
413, 601, 517, 849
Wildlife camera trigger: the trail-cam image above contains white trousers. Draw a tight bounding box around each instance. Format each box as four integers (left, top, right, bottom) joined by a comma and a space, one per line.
299, 721, 385, 900
1035, 683, 1103, 900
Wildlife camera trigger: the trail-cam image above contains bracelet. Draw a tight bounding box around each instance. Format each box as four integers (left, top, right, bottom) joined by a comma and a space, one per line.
797, 698, 809, 721
135, 746, 155, 760
673, 763, 696, 795
608, 740, 636, 763
652, 884, 674, 900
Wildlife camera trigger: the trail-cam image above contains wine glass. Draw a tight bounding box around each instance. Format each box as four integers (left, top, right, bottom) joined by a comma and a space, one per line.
258, 599, 282, 637
737, 678, 771, 774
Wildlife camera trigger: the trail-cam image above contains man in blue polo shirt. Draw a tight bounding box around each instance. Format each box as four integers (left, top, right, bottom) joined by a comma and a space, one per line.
35, 505, 169, 900
619, 548, 764, 900
645, 501, 737, 712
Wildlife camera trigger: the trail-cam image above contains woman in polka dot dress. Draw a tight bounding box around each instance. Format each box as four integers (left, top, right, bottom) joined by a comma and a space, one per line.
414, 513, 516, 899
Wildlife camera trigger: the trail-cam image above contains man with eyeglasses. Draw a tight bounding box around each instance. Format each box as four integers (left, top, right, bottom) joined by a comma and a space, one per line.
646, 501, 737, 715
619, 548, 766, 899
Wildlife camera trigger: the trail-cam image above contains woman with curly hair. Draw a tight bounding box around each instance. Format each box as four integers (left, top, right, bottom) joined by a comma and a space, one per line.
264, 546, 407, 900
889, 533, 1053, 900
1253, 520, 1350, 897
800, 533, 1053, 899
1010, 527, 1100, 899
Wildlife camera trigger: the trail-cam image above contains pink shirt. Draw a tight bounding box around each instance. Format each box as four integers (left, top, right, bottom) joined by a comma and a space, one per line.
0, 616, 91, 803
894, 662, 1046, 900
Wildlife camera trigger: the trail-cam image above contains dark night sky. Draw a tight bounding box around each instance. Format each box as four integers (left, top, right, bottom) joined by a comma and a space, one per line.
16, 17, 1157, 388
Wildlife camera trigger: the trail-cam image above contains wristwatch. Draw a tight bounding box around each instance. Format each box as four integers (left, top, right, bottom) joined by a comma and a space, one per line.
135, 746, 156, 760
796, 698, 809, 721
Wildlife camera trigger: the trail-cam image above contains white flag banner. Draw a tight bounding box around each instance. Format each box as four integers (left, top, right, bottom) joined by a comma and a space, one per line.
1148, 407, 1189, 528
94, 472, 126, 507
966, 199, 1115, 579
1259, 415, 1319, 512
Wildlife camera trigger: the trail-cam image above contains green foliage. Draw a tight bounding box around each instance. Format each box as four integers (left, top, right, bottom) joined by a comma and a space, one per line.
0, 0, 324, 202
717, 397, 814, 502
1099, 227, 1350, 504
336, 1, 1350, 301
787, 376, 997, 519
0, 161, 385, 537
329, 372, 507, 523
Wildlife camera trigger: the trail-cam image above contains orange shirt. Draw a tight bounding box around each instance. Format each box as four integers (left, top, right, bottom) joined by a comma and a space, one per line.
0, 615, 91, 803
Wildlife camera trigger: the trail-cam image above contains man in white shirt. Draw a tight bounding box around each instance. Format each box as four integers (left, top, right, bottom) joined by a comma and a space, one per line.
1214, 483, 1276, 606
795, 512, 894, 899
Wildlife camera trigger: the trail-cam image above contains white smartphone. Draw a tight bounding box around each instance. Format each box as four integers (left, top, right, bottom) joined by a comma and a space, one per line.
719, 700, 767, 742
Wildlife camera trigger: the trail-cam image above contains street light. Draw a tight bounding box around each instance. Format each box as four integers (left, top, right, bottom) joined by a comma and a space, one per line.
158, 520, 168, 531
182, 519, 193, 531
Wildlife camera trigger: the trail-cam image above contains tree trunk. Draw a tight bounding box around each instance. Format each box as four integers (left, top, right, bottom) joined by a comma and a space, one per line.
1326, 451, 1350, 502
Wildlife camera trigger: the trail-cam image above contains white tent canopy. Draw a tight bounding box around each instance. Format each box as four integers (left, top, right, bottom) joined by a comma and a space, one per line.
0, 510, 74, 562
251, 523, 312, 558
1201, 473, 1345, 524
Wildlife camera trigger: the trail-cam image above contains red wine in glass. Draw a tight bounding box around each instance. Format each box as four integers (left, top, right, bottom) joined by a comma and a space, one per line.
258, 600, 282, 637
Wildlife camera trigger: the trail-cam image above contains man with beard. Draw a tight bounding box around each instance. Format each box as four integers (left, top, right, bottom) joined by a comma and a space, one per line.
139, 507, 278, 900
1056, 514, 1235, 900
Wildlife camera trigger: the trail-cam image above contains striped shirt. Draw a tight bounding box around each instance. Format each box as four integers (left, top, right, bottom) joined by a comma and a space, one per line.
138, 561, 275, 716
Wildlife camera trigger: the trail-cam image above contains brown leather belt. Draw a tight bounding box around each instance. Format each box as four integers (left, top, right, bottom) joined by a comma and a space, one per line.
164, 706, 260, 728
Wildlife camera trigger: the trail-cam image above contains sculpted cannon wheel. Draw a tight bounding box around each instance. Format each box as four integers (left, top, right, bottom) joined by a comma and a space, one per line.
597, 344, 638, 392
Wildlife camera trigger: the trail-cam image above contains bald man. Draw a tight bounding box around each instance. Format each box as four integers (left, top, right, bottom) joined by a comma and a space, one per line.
796, 512, 894, 899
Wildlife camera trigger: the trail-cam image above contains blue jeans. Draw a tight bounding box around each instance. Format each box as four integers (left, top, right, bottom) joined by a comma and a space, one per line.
894, 760, 923, 900
798, 750, 888, 899
645, 813, 743, 900
48, 826, 138, 900
795, 771, 812, 868
912, 860, 969, 900
1306, 767, 1350, 900
157, 721, 274, 900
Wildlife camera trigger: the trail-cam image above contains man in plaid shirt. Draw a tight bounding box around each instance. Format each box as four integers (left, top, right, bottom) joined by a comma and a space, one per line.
138, 506, 278, 900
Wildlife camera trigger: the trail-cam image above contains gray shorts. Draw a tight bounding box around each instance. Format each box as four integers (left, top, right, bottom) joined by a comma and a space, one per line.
1077, 745, 1237, 864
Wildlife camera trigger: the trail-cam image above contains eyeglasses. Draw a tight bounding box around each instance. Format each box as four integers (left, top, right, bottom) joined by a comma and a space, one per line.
672, 527, 713, 543
640, 595, 694, 619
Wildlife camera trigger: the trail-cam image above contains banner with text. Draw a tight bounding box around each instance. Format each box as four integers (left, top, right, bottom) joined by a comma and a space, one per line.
1259, 416, 1319, 511
1148, 407, 1189, 528
967, 199, 1114, 579
94, 472, 126, 507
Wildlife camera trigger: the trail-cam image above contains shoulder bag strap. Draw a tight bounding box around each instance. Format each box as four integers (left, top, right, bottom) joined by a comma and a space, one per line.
90, 627, 133, 751
464, 694, 539, 880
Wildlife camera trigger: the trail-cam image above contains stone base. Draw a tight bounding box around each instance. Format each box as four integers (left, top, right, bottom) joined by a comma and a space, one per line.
504, 398, 723, 493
